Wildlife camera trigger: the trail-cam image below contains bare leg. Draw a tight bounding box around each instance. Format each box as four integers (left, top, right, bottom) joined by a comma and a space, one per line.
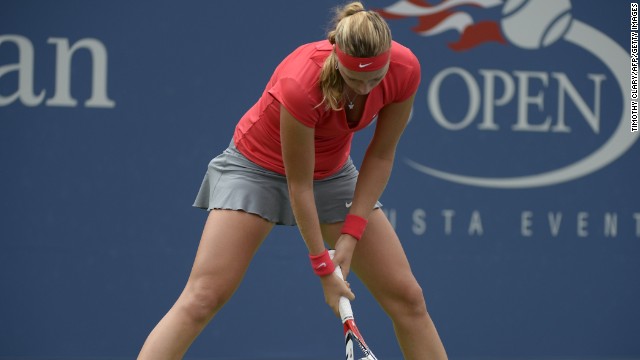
322, 209, 448, 360
138, 210, 274, 360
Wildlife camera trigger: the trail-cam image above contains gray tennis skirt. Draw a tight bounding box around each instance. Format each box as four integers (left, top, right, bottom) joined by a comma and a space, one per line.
193, 141, 382, 225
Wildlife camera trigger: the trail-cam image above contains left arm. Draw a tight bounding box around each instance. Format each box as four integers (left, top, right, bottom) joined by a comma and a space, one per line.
333, 93, 416, 274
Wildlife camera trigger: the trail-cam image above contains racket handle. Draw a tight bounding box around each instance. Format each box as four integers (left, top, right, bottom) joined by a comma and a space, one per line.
328, 250, 354, 322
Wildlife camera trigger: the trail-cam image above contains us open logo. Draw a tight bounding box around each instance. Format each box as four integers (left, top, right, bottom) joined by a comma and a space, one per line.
381, 0, 638, 188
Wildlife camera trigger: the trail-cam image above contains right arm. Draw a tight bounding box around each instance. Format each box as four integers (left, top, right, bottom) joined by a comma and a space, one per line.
279, 105, 324, 255
279, 105, 355, 315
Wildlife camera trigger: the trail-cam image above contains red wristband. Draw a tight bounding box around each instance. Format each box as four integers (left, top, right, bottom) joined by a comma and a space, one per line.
309, 249, 335, 276
341, 214, 368, 241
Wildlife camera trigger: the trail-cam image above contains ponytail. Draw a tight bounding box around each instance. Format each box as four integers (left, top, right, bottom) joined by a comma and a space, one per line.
318, 2, 392, 111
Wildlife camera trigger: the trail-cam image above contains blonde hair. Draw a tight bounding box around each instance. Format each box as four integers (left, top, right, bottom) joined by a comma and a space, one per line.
318, 2, 392, 111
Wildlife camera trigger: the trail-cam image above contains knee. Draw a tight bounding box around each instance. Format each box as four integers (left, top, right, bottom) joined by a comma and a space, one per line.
178, 279, 233, 324
384, 282, 429, 320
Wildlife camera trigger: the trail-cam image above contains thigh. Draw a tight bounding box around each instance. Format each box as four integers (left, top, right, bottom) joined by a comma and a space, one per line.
187, 209, 274, 294
321, 210, 420, 308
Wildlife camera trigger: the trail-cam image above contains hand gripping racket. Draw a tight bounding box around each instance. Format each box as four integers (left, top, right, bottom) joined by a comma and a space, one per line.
329, 250, 378, 360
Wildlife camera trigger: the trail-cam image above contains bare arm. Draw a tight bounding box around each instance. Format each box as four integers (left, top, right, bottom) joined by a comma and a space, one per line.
280, 104, 355, 316
333, 93, 417, 274
279, 105, 325, 255
352, 93, 415, 217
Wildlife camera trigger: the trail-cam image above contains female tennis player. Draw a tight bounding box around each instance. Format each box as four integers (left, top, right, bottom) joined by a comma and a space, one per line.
138, 2, 447, 359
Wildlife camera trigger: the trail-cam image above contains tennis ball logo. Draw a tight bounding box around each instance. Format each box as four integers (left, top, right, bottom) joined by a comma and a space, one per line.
501, 0, 573, 49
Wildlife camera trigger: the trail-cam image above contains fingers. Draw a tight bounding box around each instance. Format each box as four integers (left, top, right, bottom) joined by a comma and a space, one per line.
340, 276, 356, 301
340, 266, 350, 280
334, 235, 357, 265
321, 254, 356, 317
331, 285, 355, 318
322, 272, 356, 317
332, 251, 352, 280
345, 291, 355, 302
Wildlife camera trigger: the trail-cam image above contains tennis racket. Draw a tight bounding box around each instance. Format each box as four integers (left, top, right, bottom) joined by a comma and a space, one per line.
329, 250, 378, 360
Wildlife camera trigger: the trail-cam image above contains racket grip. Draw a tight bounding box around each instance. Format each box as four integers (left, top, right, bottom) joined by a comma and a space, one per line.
328, 250, 354, 322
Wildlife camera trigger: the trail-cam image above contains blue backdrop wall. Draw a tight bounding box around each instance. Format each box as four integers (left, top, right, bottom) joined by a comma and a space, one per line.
1, 1, 639, 359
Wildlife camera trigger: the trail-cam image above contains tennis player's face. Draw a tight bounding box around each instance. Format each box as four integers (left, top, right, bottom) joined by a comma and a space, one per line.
338, 63, 389, 95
